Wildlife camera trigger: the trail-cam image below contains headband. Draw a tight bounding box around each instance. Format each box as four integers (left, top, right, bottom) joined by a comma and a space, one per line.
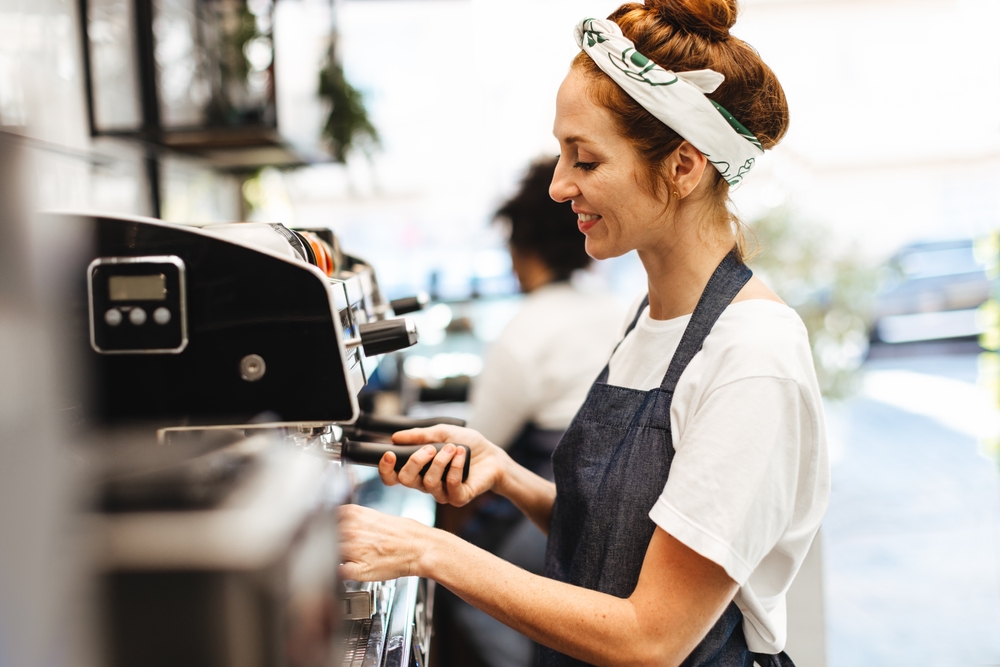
574, 17, 764, 187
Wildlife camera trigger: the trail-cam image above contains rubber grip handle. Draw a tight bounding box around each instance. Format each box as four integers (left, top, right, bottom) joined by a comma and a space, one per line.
355, 413, 467, 433
357, 319, 418, 356
389, 294, 428, 315
340, 439, 471, 482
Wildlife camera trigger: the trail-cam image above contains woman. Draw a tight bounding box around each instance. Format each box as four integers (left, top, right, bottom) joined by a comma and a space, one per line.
339, 1, 829, 665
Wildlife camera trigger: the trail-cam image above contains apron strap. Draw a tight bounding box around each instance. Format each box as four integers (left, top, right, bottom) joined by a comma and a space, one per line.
619, 294, 649, 347
752, 651, 797, 667
659, 250, 752, 393
596, 294, 650, 383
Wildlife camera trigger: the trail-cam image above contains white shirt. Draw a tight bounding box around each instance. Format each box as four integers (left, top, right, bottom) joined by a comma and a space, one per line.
469, 282, 622, 449
606, 299, 830, 654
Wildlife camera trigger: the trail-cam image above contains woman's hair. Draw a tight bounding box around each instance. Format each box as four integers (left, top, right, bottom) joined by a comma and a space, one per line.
572, 0, 789, 259
495, 157, 592, 281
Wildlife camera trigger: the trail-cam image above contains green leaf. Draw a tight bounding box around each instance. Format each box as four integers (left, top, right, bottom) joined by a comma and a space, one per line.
318, 54, 380, 163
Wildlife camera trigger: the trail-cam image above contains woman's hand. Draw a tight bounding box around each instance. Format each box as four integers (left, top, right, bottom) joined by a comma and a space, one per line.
338, 504, 430, 582
378, 425, 510, 507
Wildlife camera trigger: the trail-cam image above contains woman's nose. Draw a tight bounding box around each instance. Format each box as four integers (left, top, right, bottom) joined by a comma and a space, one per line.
549, 162, 579, 203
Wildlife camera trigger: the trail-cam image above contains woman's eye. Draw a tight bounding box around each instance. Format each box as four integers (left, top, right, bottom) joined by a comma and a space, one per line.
573, 161, 598, 172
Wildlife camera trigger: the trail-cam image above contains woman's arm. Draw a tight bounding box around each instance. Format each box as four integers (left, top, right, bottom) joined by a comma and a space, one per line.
380, 425, 557, 533
339, 505, 738, 667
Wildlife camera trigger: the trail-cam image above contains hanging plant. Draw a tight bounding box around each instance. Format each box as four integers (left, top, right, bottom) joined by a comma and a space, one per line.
318, 52, 380, 163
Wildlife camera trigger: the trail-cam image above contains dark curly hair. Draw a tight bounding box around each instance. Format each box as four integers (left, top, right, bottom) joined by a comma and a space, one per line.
495, 157, 592, 281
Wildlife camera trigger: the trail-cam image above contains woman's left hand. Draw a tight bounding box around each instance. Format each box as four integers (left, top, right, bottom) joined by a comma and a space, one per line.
338, 504, 430, 582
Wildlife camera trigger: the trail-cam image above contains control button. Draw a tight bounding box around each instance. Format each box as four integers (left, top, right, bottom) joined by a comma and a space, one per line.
153, 307, 171, 325
129, 308, 147, 326
104, 308, 123, 326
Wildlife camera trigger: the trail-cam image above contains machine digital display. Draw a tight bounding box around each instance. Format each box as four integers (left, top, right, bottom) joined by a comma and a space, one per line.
109, 274, 167, 301
88, 254, 188, 355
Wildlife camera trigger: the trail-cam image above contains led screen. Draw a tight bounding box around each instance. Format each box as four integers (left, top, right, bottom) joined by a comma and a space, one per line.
108, 274, 166, 301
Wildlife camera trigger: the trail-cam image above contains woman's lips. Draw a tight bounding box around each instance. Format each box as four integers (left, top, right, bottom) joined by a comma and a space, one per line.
577, 213, 600, 233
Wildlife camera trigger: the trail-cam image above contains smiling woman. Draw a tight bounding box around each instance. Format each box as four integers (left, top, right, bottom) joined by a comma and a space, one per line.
337, 2, 828, 666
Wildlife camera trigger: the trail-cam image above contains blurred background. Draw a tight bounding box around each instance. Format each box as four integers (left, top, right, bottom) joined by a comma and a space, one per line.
1, 0, 999, 665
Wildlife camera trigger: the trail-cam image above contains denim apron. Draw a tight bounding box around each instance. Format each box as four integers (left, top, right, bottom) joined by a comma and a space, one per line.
540, 251, 794, 667
455, 424, 562, 667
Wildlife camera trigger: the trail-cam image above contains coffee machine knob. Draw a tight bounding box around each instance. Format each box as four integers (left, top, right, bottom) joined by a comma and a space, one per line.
388, 293, 429, 315
355, 318, 419, 356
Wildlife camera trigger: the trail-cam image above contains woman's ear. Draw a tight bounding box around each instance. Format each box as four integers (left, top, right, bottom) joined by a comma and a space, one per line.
667, 141, 709, 199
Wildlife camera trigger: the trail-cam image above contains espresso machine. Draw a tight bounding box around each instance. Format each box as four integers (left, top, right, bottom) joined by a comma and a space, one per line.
53, 212, 461, 667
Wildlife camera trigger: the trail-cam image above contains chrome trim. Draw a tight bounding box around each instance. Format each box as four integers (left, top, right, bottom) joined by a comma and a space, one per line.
382, 576, 418, 667
156, 421, 341, 445
343, 581, 381, 620
359, 579, 396, 667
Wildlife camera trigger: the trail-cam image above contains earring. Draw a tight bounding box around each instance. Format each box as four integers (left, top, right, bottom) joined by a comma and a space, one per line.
672, 191, 680, 199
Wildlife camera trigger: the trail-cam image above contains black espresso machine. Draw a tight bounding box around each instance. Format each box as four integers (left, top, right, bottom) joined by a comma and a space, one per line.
50, 213, 464, 667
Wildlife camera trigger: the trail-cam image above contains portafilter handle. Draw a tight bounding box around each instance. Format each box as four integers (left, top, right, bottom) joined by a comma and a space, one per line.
340, 439, 471, 482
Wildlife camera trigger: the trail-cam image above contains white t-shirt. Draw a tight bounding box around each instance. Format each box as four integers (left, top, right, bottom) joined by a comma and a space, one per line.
606, 298, 830, 654
469, 282, 622, 449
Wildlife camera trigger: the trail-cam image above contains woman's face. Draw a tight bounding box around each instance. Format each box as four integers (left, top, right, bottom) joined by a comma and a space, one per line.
549, 69, 671, 261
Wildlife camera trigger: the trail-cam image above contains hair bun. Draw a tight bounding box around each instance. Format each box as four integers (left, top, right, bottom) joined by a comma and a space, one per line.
646, 0, 738, 41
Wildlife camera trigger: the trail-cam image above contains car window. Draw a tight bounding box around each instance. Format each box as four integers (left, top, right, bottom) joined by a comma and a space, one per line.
898, 246, 983, 280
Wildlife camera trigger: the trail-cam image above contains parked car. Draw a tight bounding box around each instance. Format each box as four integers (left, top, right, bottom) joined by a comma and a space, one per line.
870, 239, 992, 344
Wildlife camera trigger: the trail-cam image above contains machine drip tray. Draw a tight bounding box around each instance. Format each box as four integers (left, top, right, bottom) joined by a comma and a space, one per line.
341, 618, 373, 667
